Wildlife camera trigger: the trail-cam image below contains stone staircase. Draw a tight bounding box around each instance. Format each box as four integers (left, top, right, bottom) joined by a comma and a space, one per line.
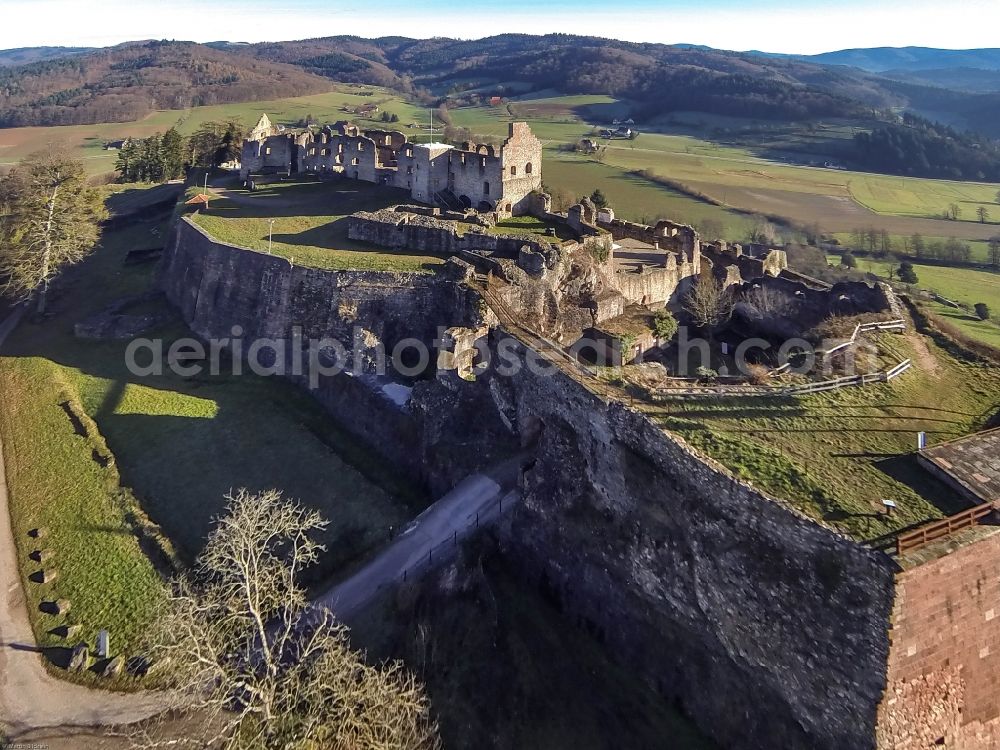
434, 189, 465, 212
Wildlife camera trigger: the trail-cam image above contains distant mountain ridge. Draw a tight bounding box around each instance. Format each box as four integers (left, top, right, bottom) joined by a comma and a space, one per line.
0, 46, 95, 67
0, 40, 333, 127
1, 36, 999, 138
802, 47, 1000, 73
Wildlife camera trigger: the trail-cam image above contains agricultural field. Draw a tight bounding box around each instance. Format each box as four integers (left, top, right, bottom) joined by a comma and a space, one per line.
5, 84, 1000, 256
0, 195, 425, 666
189, 179, 448, 272
448, 97, 1000, 249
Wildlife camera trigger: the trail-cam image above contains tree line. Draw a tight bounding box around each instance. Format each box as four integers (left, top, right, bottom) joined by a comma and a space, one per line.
845, 227, 1000, 267
854, 113, 1000, 181
115, 121, 245, 183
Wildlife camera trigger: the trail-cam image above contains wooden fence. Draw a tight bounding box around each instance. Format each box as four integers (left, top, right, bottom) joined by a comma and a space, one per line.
770, 319, 906, 376
896, 501, 997, 555
647, 359, 912, 400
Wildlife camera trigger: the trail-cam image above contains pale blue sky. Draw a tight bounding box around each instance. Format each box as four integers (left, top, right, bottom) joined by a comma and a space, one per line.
1, 0, 996, 54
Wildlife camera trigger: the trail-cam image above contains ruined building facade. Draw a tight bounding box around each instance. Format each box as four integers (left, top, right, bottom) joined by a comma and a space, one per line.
240, 116, 543, 216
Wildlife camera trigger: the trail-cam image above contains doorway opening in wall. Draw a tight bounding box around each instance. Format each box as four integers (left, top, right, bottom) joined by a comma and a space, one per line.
459, 195, 472, 208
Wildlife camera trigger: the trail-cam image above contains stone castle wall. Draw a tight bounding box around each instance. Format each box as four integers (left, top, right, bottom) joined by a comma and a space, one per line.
159, 213, 1000, 750
159, 218, 481, 480
877, 529, 1000, 750
242, 120, 542, 215
473, 337, 898, 750
610, 257, 688, 307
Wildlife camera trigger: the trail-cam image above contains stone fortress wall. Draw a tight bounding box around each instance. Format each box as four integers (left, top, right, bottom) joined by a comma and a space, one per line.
160, 206, 1000, 750
176, 117, 1000, 747
240, 116, 543, 216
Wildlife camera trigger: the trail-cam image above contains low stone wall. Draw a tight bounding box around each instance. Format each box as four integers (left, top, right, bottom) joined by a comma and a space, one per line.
611, 259, 685, 307
348, 209, 560, 273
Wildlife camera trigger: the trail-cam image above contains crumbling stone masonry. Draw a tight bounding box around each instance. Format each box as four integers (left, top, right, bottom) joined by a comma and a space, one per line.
241, 116, 543, 217
160, 203, 1000, 750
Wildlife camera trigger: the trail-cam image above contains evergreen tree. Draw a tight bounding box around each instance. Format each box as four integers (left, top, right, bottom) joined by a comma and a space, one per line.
115, 139, 138, 182
898, 262, 918, 284
160, 127, 185, 180
139, 134, 163, 182
590, 189, 608, 208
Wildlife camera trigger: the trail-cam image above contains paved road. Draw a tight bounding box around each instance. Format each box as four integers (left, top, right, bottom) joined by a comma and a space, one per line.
0, 308, 169, 738
316, 473, 519, 619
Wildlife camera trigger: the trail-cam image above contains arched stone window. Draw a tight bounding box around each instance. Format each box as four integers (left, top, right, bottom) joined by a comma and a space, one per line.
525, 162, 533, 174
510, 165, 517, 176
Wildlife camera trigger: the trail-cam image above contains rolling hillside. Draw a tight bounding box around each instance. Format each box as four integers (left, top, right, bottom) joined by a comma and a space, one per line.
0, 40, 333, 127
1, 34, 999, 147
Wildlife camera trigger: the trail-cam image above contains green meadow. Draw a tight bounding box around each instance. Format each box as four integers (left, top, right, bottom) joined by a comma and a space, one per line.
0, 191, 426, 675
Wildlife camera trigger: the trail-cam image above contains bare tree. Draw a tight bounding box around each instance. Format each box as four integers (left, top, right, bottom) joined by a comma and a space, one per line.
745, 285, 795, 318
684, 272, 735, 337
0, 150, 106, 313
978, 206, 990, 224
133, 489, 439, 750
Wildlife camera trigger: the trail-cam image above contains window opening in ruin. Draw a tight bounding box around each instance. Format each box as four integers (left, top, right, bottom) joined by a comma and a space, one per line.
526, 162, 533, 174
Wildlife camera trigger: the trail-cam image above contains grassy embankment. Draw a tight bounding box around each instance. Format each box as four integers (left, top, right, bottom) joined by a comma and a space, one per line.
643, 329, 1000, 542
189, 179, 448, 272
0, 187, 425, 674
829, 254, 1000, 348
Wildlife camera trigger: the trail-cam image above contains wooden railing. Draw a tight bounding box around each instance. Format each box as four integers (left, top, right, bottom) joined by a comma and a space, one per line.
648, 358, 912, 400
896, 502, 997, 555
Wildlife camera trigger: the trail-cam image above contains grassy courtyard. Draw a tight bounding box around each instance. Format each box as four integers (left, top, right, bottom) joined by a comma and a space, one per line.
644, 329, 1000, 542
0, 192, 426, 667
189, 179, 448, 272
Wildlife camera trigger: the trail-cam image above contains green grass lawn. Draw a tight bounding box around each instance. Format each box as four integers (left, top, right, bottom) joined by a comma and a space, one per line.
644, 331, 1000, 542
490, 215, 577, 241
0, 190, 428, 674
189, 179, 448, 272
0, 355, 165, 664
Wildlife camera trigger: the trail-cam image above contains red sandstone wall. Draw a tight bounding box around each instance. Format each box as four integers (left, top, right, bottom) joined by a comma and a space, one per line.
877, 530, 1000, 749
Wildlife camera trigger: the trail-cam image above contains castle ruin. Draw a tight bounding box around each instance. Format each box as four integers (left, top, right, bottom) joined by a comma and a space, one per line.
240, 115, 543, 216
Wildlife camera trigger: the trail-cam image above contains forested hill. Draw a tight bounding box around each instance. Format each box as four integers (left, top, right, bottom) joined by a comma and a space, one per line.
249, 34, 887, 121
0, 34, 997, 141
0, 40, 333, 127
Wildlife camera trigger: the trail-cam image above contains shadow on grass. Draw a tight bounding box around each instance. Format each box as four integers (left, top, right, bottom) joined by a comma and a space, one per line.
3, 209, 430, 576
874, 454, 971, 518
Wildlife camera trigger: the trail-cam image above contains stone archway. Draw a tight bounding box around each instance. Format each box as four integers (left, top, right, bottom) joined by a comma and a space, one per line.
459, 195, 472, 208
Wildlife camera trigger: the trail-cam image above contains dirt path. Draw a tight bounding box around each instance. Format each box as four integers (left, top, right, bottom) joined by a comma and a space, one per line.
0, 308, 169, 740
903, 309, 943, 378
